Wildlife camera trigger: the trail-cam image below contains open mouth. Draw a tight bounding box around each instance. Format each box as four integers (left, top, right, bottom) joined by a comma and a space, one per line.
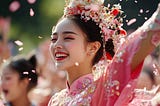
3, 89, 9, 96
55, 52, 68, 61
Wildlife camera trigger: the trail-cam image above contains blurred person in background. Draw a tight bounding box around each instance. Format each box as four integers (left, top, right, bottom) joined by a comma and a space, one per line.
0, 54, 38, 106
0, 17, 11, 65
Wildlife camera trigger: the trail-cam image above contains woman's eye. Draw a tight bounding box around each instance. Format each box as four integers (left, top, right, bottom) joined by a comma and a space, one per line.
64, 37, 74, 40
51, 38, 57, 43
4, 76, 11, 80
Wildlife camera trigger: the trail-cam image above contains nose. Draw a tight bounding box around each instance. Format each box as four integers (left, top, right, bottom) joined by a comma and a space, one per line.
55, 44, 63, 49
54, 39, 63, 49
50, 38, 63, 50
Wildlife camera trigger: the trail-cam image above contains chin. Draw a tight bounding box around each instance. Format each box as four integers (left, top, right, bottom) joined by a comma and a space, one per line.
55, 62, 76, 71
55, 62, 66, 70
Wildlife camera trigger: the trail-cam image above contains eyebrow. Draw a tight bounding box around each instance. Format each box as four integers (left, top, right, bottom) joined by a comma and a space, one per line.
52, 31, 78, 36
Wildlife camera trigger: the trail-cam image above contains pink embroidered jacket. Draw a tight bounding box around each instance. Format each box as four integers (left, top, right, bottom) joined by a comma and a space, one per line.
48, 29, 160, 106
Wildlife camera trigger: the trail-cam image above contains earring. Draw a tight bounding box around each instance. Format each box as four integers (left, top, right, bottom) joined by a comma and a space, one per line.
87, 51, 95, 56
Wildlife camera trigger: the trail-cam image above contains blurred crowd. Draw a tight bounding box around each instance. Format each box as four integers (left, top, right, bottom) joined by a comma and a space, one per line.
0, 16, 66, 106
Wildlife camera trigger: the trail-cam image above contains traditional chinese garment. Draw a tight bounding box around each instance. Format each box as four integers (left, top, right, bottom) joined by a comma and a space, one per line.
48, 23, 160, 106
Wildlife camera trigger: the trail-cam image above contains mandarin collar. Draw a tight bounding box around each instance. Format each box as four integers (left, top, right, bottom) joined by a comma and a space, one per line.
66, 74, 93, 95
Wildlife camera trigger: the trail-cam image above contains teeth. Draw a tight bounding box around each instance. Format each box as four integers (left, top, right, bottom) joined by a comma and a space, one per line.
55, 53, 67, 58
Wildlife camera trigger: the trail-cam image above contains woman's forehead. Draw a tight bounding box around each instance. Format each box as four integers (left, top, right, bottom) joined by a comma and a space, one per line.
2, 67, 17, 75
52, 18, 81, 33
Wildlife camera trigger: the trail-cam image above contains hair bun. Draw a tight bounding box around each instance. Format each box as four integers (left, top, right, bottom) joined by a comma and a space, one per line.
105, 39, 115, 57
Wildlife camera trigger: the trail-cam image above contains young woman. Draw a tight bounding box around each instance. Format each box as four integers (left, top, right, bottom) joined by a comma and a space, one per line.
48, 0, 160, 105
1, 54, 38, 106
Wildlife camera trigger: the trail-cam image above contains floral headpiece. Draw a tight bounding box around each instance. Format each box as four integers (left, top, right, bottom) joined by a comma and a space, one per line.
64, 0, 127, 52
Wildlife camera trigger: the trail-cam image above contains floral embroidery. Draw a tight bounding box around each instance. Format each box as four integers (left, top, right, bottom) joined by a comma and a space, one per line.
50, 74, 97, 105
115, 50, 125, 63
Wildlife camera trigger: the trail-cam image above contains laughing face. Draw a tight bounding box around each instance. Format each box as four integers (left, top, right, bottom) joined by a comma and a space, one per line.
1, 67, 27, 102
49, 18, 91, 71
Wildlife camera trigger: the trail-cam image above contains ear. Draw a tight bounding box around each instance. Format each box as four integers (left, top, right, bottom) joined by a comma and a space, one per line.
87, 41, 101, 56
21, 78, 29, 88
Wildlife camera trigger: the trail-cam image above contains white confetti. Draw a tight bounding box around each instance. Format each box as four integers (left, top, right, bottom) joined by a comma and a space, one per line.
134, 0, 138, 3
27, 0, 36, 4
145, 10, 150, 13
23, 72, 29, 74
139, 9, 143, 13
30, 8, 34, 16
19, 47, 23, 51
38, 36, 43, 39
9, 1, 20, 12
138, 14, 141, 16
127, 18, 136, 26
144, 17, 148, 20
15, 40, 23, 46
32, 70, 36, 73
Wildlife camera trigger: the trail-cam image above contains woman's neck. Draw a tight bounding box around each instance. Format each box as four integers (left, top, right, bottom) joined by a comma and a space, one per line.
67, 62, 92, 85
11, 95, 31, 106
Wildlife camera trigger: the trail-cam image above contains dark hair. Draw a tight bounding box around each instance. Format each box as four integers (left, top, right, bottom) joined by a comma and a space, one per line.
7, 55, 38, 91
64, 15, 115, 65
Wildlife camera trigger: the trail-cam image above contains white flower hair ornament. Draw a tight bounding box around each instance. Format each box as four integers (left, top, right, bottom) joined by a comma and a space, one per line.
64, 0, 127, 54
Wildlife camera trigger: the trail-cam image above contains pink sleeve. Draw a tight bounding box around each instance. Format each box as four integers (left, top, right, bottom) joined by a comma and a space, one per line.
91, 31, 146, 106
111, 31, 146, 106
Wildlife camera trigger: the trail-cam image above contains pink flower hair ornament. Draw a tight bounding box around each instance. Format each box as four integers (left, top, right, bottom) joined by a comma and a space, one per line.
64, 0, 127, 51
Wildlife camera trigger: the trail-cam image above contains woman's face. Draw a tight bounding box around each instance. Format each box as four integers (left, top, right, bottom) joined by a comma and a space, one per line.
1, 67, 28, 102
49, 18, 91, 71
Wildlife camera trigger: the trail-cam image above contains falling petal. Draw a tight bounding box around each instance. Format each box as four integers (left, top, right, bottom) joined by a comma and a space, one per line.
107, 4, 111, 8
27, 0, 36, 4
145, 10, 150, 13
38, 36, 43, 39
15, 40, 23, 46
144, 17, 148, 20
139, 9, 143, 13
138, 14, 141, 16
19, 47, 23, 51
23, 72, 29, 74
32, 70, 36, 73
134, 0, 138, 3
127, 18, 136, 26
9, 1, 20, 12
30, 8, 34, 16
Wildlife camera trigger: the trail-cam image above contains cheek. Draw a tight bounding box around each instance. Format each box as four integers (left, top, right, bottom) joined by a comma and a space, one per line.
8, 80, 19, 88
68, 42, 86, 55
49, 43, 55, 57
68, 43, 87, 62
